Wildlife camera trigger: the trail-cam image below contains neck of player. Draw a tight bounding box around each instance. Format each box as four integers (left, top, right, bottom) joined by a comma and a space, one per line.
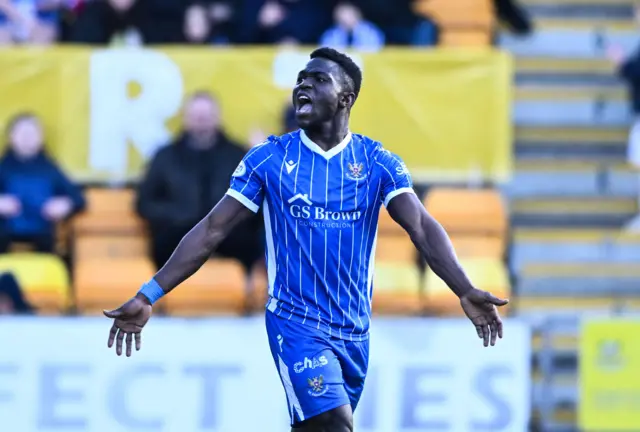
303, 115, 350, 151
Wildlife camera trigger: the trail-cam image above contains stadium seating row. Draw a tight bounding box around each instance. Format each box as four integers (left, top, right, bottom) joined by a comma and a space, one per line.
414, 0, 494, 46
2, 187, 511, 316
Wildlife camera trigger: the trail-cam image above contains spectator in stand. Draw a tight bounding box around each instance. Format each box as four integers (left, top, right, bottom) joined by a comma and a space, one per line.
0, 272, 33, 315
136, 91, 264, 277
69, 0, 143, 45
70, 0, 189, 44
237, 0, 334, 45
0, 0, 61, 44
354, 0, 436, 46
0, 113, 85, 253
183, 3, 229, 44
320, 2, 384, 52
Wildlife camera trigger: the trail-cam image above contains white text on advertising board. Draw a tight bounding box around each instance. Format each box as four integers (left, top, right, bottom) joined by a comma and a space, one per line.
0, 318, 531, 432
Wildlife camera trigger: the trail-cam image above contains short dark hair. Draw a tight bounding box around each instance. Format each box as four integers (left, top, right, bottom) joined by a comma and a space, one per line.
310, 47, 362, 100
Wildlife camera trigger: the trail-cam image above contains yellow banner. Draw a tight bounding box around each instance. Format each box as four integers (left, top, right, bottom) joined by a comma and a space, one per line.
580, 320, 640, 431
0, 47, 512, 183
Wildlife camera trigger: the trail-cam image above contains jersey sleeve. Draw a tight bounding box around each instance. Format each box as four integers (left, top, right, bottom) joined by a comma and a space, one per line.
226, 143, 271, 213
376, 149, 415, 207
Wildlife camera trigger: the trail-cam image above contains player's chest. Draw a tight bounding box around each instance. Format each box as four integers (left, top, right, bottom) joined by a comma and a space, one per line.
272, 155, 378, 212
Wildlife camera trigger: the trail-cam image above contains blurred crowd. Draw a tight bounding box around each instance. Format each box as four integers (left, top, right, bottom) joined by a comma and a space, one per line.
0, 92, 295, 315
0, 0, 439, 48
0, 0, 534, 47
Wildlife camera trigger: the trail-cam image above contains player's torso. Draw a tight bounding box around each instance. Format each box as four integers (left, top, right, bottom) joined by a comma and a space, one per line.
264, 133, 382, 245
262, 133, 383, 332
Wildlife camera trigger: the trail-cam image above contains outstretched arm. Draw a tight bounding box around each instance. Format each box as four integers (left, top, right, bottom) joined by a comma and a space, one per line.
386, 192, 473, 298
386, 192, 508, 346
104, 141, 270, 356
152, 195, 254, 293
103, 196, 255, 356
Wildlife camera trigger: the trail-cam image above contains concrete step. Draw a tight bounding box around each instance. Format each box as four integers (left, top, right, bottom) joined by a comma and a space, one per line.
515, 57, 620, 86
515, 84, 626, 101
511, 196, 636, 227
526, 4, 632, 19
508, 160, 638, 198
501, 21, 639, 58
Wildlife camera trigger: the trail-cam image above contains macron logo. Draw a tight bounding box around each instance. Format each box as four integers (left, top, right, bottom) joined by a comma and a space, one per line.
288, 193, 313, 205
285, 160, 297, 174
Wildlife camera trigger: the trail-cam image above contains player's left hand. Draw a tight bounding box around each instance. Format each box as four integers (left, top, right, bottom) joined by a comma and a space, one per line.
103, 295, 152, 357
460, 288, 508, 347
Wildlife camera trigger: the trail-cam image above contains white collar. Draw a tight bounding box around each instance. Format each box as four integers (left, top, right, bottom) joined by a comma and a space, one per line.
299, 129, 352, 160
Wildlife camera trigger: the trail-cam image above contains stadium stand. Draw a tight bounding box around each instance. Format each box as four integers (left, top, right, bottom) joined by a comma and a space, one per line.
163, 259, 248, 316
74, 234, 155, 314
73, 187, 145, 235
372, 207, 422, 314
422, 187, 511, 314
425, 257, 511, 315
0, 252, 70, 314
503, 0, 640, 429
413, 0, 494, 46
72, 187, 155, 313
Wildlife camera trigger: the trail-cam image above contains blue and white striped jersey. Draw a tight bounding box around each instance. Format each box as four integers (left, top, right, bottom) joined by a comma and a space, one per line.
226, 130, 414, 341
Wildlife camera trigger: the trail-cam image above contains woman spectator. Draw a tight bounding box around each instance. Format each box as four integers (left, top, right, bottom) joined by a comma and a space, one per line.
0, 113, 85, 253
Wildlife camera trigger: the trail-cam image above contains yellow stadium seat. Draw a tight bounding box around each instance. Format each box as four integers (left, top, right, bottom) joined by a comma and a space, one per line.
424, 257, 510, 315
74, 234, 148, 259
0, 253, 70, 313
247, 264, 269, 312
376, 234, 418, 264
75, 258, 156, 314
74, 234, 154, 313
440, 31, 492, 47
73, 188, 145, 235
424, 188, 508, 236
413, 0, 494, 47
372, 263, 422, 315
163, 259, 247, 316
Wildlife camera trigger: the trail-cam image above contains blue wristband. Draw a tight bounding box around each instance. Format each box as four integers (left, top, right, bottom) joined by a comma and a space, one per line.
138, 279, 165, 305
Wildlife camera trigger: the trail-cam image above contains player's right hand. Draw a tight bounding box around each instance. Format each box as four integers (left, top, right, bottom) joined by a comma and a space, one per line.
103, 294, 152, 357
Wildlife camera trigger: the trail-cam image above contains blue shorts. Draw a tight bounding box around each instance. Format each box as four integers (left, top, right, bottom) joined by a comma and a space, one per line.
265, 310, 370, 426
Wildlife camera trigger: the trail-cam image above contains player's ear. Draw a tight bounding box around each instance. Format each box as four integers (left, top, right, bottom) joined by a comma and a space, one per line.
340, 92, 356, 109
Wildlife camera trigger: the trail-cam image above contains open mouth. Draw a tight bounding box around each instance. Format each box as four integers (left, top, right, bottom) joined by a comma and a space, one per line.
296, 94, 313, 115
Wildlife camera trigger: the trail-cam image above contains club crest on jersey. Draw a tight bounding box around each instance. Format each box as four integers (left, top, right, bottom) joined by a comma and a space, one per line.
346, 162, 365, 181
308, 375, 329, 397
232, 161, 246, 177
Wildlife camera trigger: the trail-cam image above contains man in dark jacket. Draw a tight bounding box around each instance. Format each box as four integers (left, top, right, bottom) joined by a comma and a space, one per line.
0, 113, 86, 253
136, 91, 264, 272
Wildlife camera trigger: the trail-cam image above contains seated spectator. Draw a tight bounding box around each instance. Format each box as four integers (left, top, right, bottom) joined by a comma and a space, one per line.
183, 3, 228, 44
136, 91, 264, 275
0, 113, 85, 253
353, 0, 436, 46
320, 2, 384, 52
0, 0, 61, 44
237, 0, 333, 45
69, 0, 143, 45
0, 272, 33, 315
